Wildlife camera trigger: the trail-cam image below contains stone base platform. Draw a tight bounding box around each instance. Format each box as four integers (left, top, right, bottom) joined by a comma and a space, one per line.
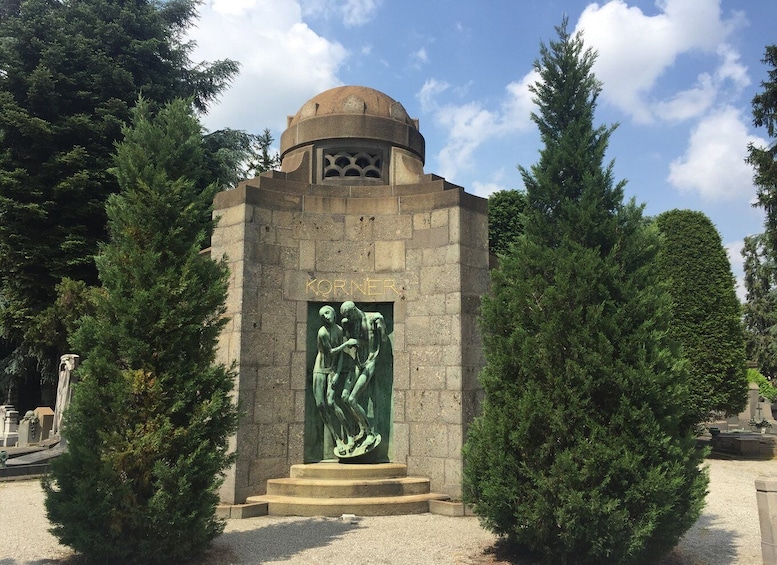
709, 431, 777, 459
245, 462, 449, 517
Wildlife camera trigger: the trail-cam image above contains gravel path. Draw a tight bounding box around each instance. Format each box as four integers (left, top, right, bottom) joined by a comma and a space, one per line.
1, 457, 774, 564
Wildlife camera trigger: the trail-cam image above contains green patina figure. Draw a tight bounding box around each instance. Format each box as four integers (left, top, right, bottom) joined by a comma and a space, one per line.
312, 305, 352, 455
338, 301, 387, 458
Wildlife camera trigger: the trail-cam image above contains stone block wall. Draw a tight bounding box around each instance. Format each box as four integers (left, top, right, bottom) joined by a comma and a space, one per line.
212, 178, 489, 503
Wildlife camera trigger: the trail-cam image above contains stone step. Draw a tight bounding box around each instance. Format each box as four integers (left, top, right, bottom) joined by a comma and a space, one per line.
289, 462, 407, 480
267, 476, 431, 498
246, 492, 449, 517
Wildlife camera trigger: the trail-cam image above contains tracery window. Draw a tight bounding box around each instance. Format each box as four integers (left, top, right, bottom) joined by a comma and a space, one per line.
323, 150, 383, 180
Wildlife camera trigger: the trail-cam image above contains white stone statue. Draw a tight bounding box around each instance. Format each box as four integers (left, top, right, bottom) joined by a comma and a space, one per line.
53, 354, 80, 436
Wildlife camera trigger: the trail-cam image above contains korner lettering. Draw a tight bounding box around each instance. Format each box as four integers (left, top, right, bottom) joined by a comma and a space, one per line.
306, 278, 401, 298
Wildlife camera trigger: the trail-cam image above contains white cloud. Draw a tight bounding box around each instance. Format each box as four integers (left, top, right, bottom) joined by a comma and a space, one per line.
471, 180, 508, 199
667, 106, 765, 201
654, 73, 717, 122
725, 239, 744, 271
188, 1, 347, 134
421, 71, 537, 182
300, 0, 381, 27
724, 240, 746, 302
412, 47, 429, 68
417, 79, 449, 113
576, 0, 745, 123
654, 43, 750, 122
715, 44, 750, 90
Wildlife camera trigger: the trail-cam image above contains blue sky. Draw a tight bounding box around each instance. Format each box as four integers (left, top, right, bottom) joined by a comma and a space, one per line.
187, 0, 777, 298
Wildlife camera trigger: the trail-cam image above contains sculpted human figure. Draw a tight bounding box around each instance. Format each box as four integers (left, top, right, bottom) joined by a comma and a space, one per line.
312, 305, 352, 453
338, 301, 387, 456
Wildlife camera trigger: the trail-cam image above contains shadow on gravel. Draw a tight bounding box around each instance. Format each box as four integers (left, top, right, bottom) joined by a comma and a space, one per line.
665, 513, 740, 565
203, 518, 363, 564
471, 513, 740, 565
0, 518, 363, 565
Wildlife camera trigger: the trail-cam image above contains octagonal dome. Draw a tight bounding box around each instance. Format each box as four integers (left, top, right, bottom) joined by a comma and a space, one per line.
286, 86, 418, 130
280, 86, 425, 186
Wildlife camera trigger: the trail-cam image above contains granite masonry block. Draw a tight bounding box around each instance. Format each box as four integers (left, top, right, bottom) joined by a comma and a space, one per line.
446, 366, 463, 390
253, 390, 294, 424
375, 240, 406, 271
406, 390, 441, 423
374, 215, 413, 240
294, 390, 306, 422
439, 391, 463, 424
413, 212, 432, 231
406, 293, 446, 316
241, 332, 275, 366
447, 424, 463, 458
235, 424, 260, 459
420, 264, 460, 295
290, 351, 308, 391
293, 214, 345, 241
302, 194, 347, 214
408, 226, 449, 250
249, 457, 289, 493
288, 423, 306, 462
392, 352, 411, 390
407, 456, 445, 493
421, 246, 449, 267
409, 423, 449, 458
315, 242, 375, 272
407, 344, 444, 367
345, 214, 375, 241
280, 246, 300, 268
260, 313, 296, 336
392, 423, 409, 464
393, 391, 406, 423
299, 239, 315, 270
444, 458, 463, 497
257, 365, 291, 390
410, 365, 446, 390
430, 208, 449, 228
257, 424, 288, 459
249, 242, 282, 266
213, 203, 253, 228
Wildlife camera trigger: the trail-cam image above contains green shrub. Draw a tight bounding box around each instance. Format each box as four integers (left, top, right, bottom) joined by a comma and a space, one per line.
43, 99, 237, 564
749, 368, 777, 401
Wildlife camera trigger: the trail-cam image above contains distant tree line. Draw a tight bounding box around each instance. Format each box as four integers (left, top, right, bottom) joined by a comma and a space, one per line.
0, 0, 276, 412
743, 45, 777, 380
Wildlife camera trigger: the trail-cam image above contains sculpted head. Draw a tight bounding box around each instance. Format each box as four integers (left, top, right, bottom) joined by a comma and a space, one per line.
319, 305, 336, 325
340, 301, 361, 326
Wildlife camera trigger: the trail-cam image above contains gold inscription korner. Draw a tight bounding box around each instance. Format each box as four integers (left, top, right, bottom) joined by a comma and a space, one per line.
306, 278, 401, 298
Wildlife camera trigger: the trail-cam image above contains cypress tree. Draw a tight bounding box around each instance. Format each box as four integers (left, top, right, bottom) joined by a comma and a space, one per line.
462, 21, 707, 564
488, 189, 527, 255
655, 209, 747, 423
43, 98, 237, 563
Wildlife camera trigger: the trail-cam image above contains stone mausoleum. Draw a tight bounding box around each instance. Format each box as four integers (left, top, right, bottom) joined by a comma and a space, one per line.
211, 86, 490, 509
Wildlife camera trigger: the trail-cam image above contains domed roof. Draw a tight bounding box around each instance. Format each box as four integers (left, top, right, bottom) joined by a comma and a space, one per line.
287, 86, 417, 129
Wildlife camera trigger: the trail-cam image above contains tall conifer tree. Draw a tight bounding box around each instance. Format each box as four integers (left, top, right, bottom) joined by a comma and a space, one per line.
744, 45, 777, 375
463, 21, 707, 564
43, 99, 237, 563
655, 209, 747, 423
